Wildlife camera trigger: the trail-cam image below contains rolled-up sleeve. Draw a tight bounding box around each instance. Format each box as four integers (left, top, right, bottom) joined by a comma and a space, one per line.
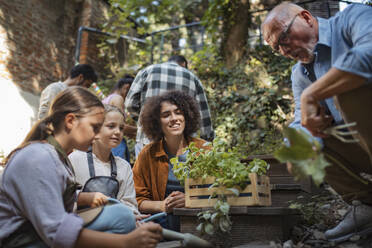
3, 144, 83, 248
53, 213, 84, 248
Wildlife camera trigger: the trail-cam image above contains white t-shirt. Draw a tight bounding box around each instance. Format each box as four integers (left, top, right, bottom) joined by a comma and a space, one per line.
38, 81, 67, 120
69, 150, 139, 214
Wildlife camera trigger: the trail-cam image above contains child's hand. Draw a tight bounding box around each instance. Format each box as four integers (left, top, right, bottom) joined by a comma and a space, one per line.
77, 192, 108, 208
135, 214, 150, 221
91, 192, 108, 207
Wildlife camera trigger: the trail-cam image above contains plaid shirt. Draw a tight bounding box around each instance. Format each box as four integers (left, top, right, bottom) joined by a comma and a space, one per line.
125, 62, 214, 145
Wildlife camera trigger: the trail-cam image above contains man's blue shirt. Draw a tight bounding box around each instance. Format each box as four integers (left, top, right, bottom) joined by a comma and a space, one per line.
290, 4, 372, 144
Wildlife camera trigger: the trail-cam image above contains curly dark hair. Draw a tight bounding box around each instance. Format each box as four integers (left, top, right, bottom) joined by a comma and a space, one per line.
140, 90, 201, 142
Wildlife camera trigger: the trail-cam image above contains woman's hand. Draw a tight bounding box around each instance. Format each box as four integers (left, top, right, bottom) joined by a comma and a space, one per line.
163, 191, 185, 213
128, 222, 162, 248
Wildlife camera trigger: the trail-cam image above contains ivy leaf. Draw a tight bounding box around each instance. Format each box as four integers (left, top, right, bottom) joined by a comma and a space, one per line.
205, 223, 215, 235
297, 154, 330, 186
274, 127, 330, 186
274, 128, 316, 162
219, 201, 230, 215
203, 212, 211, 220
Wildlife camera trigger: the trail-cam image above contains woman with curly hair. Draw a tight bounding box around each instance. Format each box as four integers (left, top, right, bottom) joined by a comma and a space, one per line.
132, 90, 207, 231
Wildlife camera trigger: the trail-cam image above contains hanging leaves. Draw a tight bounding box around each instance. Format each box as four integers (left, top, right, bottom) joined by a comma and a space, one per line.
274, 127, 330, 186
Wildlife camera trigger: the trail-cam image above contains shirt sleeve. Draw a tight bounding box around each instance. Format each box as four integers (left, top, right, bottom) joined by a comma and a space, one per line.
333, 5, 372, 82
2, 145, 83, 248
194, 78, 215, 141
132, 150, 153, 207
38, 85, 55, 120
125, 69, 148, 118
116, 158, 139, 215
290, 64, 324, 146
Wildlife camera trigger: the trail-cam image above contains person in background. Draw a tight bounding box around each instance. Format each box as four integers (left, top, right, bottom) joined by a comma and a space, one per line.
0, 86, 162, 248
69, 104, 140, 216
103, 75, 137, 162
38, 64, 97, 120
262, 2, 372, 243
132, 90, 208, 231
125, 55, 214, 158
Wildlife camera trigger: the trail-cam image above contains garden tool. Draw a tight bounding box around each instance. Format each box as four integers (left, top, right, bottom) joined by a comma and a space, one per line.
323, 122, 359, 143
141, 212, 167, 223
162, 228, 213, 248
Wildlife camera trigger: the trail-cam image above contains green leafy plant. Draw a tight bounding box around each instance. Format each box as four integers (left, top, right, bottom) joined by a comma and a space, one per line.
196, 200, 232, 235
274, 127, 330, 186
170, 138, 269, 235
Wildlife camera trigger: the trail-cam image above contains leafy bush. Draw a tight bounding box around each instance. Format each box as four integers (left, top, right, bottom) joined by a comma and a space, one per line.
191, 45, 295, 154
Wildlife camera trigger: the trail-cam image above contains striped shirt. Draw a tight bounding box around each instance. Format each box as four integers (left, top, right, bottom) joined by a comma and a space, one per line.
125, 62, 214, 145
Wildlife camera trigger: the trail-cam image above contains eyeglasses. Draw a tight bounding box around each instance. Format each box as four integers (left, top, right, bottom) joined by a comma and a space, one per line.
273, 14, 299, 52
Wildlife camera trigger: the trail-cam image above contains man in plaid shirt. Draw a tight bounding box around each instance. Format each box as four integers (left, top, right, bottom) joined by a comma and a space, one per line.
125, 55, 215, 157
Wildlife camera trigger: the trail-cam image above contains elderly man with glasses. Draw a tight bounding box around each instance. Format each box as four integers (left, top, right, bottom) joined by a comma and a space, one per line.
262, 2, 372, 243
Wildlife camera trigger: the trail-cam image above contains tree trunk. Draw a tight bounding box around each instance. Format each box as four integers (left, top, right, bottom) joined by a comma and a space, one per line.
222, 0, 251, 67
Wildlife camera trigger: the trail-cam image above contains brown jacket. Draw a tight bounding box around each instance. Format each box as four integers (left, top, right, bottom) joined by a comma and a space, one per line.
132, 137, 207, 207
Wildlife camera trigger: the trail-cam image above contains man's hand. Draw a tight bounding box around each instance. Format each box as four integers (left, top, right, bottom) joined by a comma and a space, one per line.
162, 191, 185, 213
300, 90, 333, 137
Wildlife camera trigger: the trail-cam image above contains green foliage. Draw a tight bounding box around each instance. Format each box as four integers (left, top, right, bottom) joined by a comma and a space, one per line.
191, 45, 294, 155
274, 127, 330, 186
171, 139, 268, 189
202, 0, 232, 42
196, 200, 232, 235
171, 138, 269, 235
99, 1, 295, 156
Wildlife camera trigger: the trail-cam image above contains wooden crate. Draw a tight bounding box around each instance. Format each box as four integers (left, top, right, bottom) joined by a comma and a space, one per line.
185, 173, 271, 208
